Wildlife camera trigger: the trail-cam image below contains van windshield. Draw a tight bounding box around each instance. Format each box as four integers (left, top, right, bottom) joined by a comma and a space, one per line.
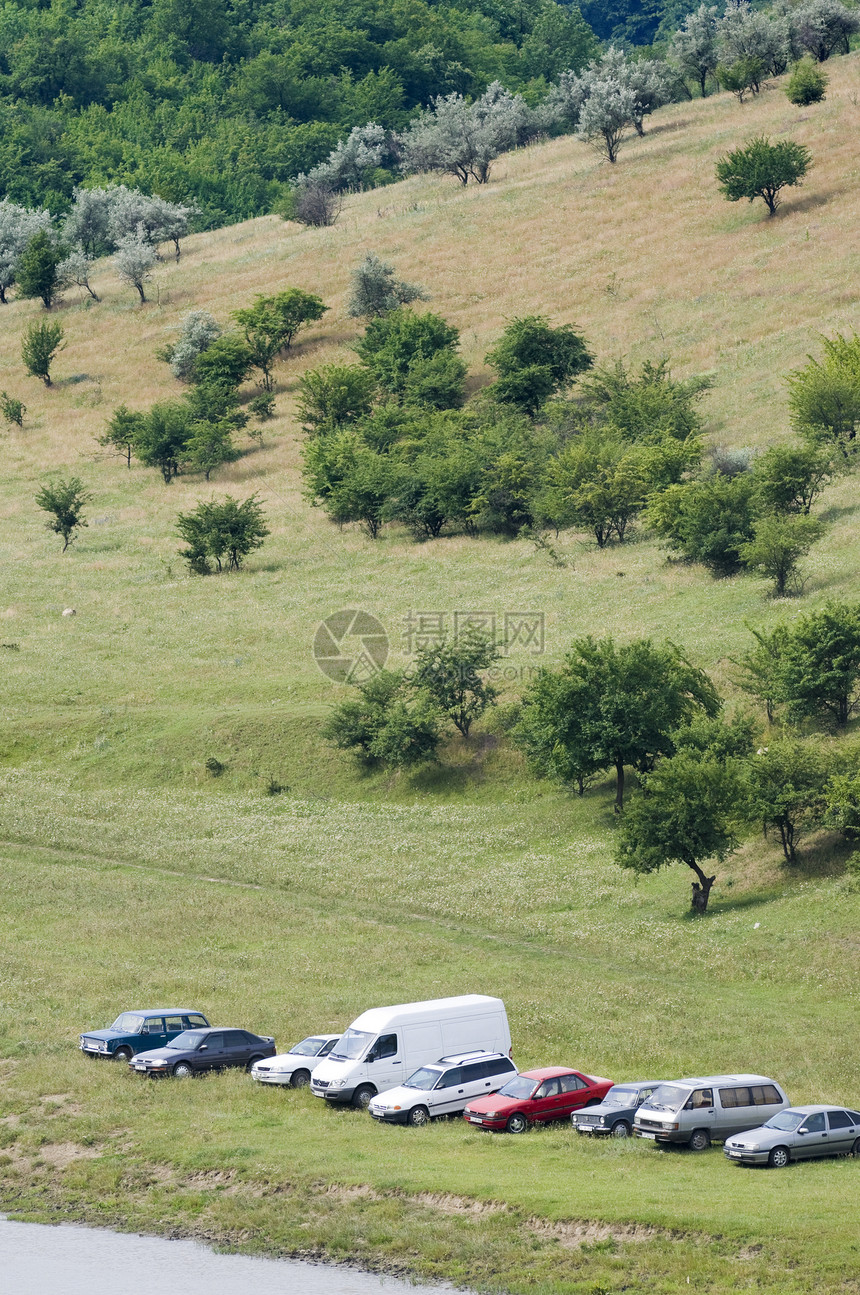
331, 1028, 373, 1061
764, 1111, 805, 1132
641, 1084, 688, 1113
404, 1067, 442, 1090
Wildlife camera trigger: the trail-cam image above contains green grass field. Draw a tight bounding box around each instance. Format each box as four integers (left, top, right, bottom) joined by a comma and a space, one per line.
2, 55, 860, 1294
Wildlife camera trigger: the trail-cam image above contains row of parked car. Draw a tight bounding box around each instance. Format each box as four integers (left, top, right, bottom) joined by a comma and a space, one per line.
79, 996, 860, 1169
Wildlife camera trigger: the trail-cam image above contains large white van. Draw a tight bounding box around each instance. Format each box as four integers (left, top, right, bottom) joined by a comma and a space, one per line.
310, 995, 511, 1108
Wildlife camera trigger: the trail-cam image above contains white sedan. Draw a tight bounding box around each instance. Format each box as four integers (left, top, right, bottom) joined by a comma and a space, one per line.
251, 1034, 340, 1087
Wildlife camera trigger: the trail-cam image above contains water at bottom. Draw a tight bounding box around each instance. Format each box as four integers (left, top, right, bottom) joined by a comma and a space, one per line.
0, 1217, 454, 1294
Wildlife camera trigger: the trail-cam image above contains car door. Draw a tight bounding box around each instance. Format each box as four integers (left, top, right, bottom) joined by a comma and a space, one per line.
197, 1032, 226, 1071
795, 1111, 828, 1158
457, 1061, 493, 1109
559, 1074, 590, 1116
224, 1030, 253, 1069
825, 1110, 855, 1154
683, 1087, 717, 1138
530, 1077, 567, 1123
482, 1059, 515, 1098
163, 1015, 185, 1044
430, 1066, 464, 1116
138, 1015, 167, 1052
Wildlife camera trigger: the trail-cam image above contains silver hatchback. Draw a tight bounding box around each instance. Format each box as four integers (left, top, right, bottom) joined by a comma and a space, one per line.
724, 1105, 860, 1168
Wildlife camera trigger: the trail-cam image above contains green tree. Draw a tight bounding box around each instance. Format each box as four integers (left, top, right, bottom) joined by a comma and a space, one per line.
514, 636, 721, 811
355, 309, 466, 409
297, 364, 376, 435
184, 419, 239, 480
579, 358, 710, 444
16, 229, 64, 308
739, 513, 824, 596
486, 316, 592, 416
232, 289, 327, 391
716, 56, 764, 101
1, 391, 26, 426
787, 333, 860, 452
779, 601, 860, 727
22, 319, 64, 386
732, 623, 789, 723
322, 670, 441, 769
543, 436, 646, 547
98, 405, 144, 468
134, 401, 194, 482
35, 475, 90, 552
176, 494, 269, 573
786, 57, 828, 106
824, 767, 860, 842
412, 630, 500, 737
715, 136, 812, 217
303, 429, 396, 538
191, 334, 252, 391
646, 472, 758, 575
752, 442, 834, 514
747, 739, 831, 863
616, 750, 746, 913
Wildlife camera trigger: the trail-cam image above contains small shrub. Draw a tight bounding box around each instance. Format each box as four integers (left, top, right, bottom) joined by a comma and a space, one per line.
715, 135, 812, 216
293, 181, 343, 227
1, 391, 26, 426
205, 757, 226, 776
22, 320, 64, 386
35, 476, 91, 552
786, 57, 828, 105
248, 392, 276, 420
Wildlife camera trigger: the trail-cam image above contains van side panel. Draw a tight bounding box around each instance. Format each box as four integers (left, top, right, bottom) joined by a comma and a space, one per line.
440, 1012, 509, 1057
403, 1022, 444, 1063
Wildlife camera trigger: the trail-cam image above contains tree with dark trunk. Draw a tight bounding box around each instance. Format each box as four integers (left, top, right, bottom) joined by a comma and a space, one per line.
615, 750, 746, 914
514, 636, 721, 812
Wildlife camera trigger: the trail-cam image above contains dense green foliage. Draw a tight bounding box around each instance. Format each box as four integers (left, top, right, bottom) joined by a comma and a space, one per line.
715, 135, 812, 216
175, 493, 269, 572
0, 0, 600, 225
34, 474, 91, 551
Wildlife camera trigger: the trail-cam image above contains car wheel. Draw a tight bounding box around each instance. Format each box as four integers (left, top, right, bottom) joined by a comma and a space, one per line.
506, 1112, 528, 1134
611, 1120, 632, 1139
853, 1137, 860, 1158
688, 1129, 710, 1152
408, 1106, 430, 1127
290, 1069, 311, 1089
247, 1055, 264, 1072
113, 1048, 132, 1064
352, 1085, 376, 1109
172, 1061, 194, 1079
768, 1145, 790, 1169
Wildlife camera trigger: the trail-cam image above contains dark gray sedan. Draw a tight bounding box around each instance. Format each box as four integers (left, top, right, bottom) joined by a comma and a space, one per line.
571, 1081, 664, 1138
724, 1105, 860, 1168
130, 1027, 276, 1078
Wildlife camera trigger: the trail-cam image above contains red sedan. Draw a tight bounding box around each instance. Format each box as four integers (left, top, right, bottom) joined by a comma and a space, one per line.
463, 1067, 613, 1133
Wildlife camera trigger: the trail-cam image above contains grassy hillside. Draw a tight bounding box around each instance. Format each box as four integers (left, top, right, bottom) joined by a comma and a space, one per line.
2, 58, 860, 1294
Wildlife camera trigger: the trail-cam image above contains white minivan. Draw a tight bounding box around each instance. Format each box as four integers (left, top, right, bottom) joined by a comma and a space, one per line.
310, 995, 512, 1108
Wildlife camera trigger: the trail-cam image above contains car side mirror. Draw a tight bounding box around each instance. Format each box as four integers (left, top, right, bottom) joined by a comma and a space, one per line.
797, 1128, 806, 1135
198, 1044, 208, 1051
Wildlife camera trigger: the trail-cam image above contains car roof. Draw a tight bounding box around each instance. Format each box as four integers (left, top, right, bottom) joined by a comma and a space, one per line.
125, 1009, 207, 1016
659, 1074, 780, 1087
785, 1104, 850, 1115
520, 1067, 583, 1080
437, 1051, 507, 1065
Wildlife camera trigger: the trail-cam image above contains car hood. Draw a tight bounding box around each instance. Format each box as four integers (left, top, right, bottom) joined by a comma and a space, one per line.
369, 1085, 424, 1108
81, 1028, 126, 1042
257, 1052, 313, 1071
132, 1046, 179, 1062
726, 1126, 783, 1149
312, 1057, 354, 1083
578, 1100, 635, 1119
465, 1092, 524, 1115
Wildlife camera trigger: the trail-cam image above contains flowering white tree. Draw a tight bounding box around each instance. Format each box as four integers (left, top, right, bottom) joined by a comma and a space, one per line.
57, 248, 100, 301
791, 0, 860, 59
401, 83, 542, 185
347, 254, 428, 319
671, 4, 720, 96
718, 0, 792, 77
576, 78, 639, 163
166, 310, 221, 379
113, 226, 157, 303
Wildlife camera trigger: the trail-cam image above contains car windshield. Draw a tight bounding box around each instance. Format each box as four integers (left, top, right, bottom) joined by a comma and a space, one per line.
290, 1037, 328, 1056
110, 1014, 144, 1033
404, 1067, 443, 1090
498, 1075, 537, 1100
764, 1111, 805, 1131
167, 1031, 207, 1050
604, 1087, 638, 1106
331, 1028, 373, 1061
641, 1084, 688, 1113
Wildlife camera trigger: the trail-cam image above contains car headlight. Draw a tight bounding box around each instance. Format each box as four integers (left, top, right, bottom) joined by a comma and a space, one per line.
600, 1117, 607, 1125
330, 1079, 347, 1088
484, 1112, 498, 1119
